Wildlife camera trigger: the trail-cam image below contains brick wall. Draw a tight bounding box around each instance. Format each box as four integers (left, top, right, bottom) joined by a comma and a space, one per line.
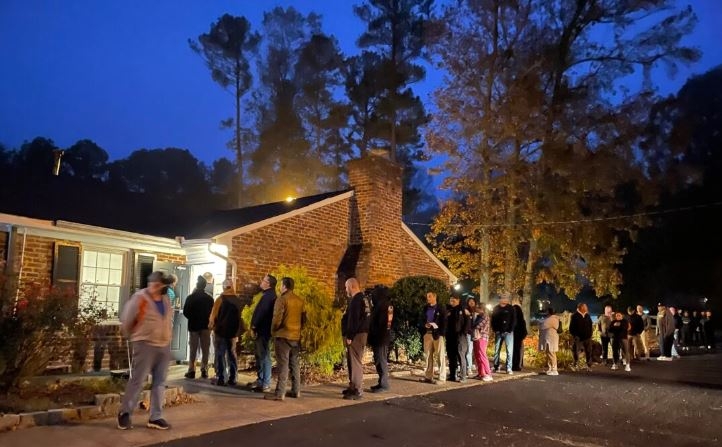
225, 152, 452, 302
17, 234, 58, 294
347, 152, 451, 288
229, 196, 352, 300
155, 252, 186, 264
0, 231, 7, 268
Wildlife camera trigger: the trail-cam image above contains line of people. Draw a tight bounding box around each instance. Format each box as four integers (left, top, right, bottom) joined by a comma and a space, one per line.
419, 292, 528, 384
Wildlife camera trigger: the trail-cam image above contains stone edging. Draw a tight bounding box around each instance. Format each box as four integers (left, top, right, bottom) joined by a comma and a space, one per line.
0, 386, 190, 433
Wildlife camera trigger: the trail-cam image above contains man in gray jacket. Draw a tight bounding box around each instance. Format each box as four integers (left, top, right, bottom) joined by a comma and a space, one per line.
657, 303, 675, 361
117, 271, 174, 431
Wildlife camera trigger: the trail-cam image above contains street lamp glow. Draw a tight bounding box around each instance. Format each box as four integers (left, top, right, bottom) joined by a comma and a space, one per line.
285, 196, 295, 202
485, 303, 493, 311
453, 283, 462, 291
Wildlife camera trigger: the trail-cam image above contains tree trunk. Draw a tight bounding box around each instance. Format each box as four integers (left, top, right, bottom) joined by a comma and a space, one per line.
479, 229, 491, 304
235, 74, 243, 208
522, 233, 538, 332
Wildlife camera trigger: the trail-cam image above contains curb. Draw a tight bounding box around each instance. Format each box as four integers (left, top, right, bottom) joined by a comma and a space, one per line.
0, 386, 190, 433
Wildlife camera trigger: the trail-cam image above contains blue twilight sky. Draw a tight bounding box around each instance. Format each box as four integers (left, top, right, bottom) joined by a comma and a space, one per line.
0, 0, 721, 168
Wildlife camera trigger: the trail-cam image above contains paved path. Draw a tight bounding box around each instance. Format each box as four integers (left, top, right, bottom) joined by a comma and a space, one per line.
2, 352, 720, 447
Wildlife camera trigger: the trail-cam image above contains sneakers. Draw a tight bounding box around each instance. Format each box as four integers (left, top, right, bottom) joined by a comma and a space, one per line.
482, 375, 494, 381
147, 419, 170, 430
507, 370, 514, 375
342, 388, 355, 395
252, 385, 271, 393
184, 370, 196, 379
546, 370, 559, 376
117, 412, 131, 430
657, 356, 667, 361
215, 378, 226, 386
201, 369, 208, 379
264, 393, 284, 401
420, 378, 437, 384
624, 364, 631, 372
370, 384, 389, 393
611, 363, 618, 370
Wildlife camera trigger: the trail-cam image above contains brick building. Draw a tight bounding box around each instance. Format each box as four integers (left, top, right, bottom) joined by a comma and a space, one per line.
0, 151, 454, 370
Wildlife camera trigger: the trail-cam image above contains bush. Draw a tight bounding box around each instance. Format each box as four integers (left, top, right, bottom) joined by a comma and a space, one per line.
241, 265, 344, 379
0, 274, 107, 393
389, 276, 450, 363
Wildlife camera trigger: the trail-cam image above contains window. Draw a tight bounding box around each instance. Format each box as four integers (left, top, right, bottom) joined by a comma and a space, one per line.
80, 250, 124, 318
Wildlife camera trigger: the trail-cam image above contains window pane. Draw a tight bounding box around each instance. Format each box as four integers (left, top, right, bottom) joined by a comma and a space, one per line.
96, 268, 110, 284
96, 286, 108, 302
97, 252, 111, 269
82, 267, 96, 283
109, 253, 123, 269
108, 269, 122, 286
107, 286, 120, 303
83, 251, 97, 267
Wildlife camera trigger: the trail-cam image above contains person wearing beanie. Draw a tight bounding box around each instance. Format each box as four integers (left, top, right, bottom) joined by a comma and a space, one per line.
117, 271, 174, 431
183, 276, 214, 379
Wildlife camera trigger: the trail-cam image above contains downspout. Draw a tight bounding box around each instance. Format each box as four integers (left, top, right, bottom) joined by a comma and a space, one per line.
207, 243, 236, 287
14, 226, 28, 313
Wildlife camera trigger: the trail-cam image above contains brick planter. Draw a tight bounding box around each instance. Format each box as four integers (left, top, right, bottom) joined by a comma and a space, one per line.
0, 386, 191, 432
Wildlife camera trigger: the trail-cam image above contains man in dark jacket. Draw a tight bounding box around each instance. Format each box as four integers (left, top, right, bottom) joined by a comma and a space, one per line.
249, 274, 277, 393
342, 278, 371, 400
419, 291, 447, 384
183, 276, 214, 379
627, 306, 645, 360
446, 296, 470, 382
657, 303, 675, 360
367, 286, 393, 392
569, 303, 593, 370
511, 296, 528, 371
491, 294, 516, 374
209, 279, 244, 386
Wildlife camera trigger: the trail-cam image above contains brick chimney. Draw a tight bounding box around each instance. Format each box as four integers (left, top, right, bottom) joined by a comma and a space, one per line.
344, 149, 404, 287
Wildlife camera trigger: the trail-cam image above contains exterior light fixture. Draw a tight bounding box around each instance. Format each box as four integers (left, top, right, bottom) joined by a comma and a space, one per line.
453, 283, 462, 291
285, 196, 295, 202
485, 303, 493, 311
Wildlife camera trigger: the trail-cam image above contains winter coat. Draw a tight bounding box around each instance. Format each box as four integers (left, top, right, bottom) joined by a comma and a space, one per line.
251, 288, 277, 337
513, 304, 528, 338
183, 288, 214, 332
368, 296, 393, 347
598, 314, 613, 338
491, 304, 516, 334
539, 314, 560, 353
569, 311, 593, 340
445, 304, 470, 340
342, 292, 371, 340
209, 293, 244, 339
657, 310, 675, 338
271, 290, 304, 341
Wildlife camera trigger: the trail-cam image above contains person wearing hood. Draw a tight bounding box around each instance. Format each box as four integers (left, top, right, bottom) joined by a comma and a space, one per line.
117, 271, 174, 431
183, 276, 214, 379
209, 279, 244, 386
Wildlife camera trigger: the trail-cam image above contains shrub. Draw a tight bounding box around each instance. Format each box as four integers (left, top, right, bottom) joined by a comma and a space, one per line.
0, 274, 107, 393
241, 265, 344, 379
389, 276, 450, 363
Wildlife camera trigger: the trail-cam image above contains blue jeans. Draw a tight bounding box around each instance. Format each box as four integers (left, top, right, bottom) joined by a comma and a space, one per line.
493, 332, 514, 372
255, 335, 272, 388
214, 336, 237, 383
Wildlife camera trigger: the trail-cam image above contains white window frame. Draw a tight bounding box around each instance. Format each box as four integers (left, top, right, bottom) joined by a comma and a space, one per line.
79, 247, 129, 320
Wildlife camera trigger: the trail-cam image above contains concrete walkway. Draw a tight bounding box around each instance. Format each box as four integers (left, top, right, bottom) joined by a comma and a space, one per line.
0, 367, 533, 447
